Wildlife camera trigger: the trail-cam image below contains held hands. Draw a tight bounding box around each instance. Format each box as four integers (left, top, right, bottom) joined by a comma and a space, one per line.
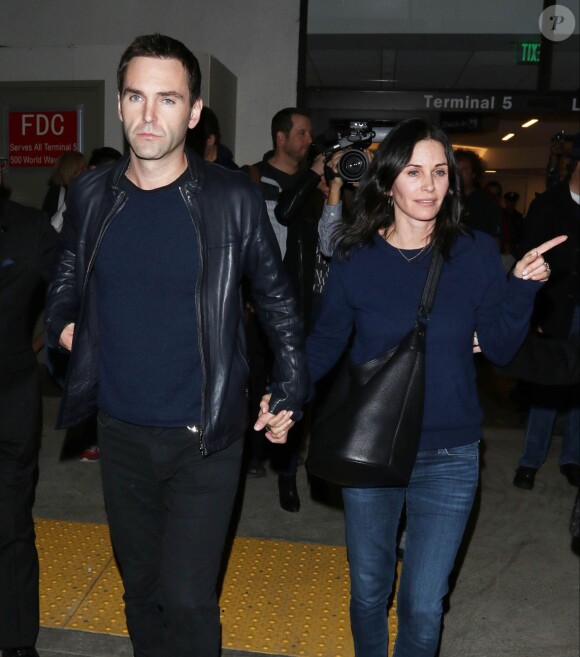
59, 323, 75, 351
254, 393, 295, 444
512, 235, 567, 282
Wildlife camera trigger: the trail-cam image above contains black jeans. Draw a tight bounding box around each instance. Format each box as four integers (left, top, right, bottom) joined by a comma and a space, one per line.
0, 367, 40, 649
98, 413, 243, 657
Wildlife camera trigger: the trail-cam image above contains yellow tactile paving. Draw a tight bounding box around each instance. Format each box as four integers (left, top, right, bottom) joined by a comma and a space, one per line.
36, 519, 115, 629
67, 559, 128, 635
35, 518, 399, 656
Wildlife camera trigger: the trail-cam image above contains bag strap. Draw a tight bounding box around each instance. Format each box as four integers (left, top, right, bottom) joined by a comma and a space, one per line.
417, 250, 444, 321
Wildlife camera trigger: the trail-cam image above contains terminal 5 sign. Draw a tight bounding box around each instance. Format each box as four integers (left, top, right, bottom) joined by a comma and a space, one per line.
422, 92, 578, 112
7, 108, 82, 168
307, 90, 579, 114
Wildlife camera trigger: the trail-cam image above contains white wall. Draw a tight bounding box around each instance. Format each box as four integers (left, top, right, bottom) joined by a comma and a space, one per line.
0, 0, 301, 165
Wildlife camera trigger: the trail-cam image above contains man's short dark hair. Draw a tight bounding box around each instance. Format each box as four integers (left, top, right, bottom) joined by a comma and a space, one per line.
270, 107, 309, 150
117, 33, 202, 106
454, 149, 484, 183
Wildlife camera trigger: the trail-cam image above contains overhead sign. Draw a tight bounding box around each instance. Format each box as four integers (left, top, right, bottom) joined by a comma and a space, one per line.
517, 41, 541, 64
307, 89, 579, 114
6, 108, 82, 168
440, 114, 484, 132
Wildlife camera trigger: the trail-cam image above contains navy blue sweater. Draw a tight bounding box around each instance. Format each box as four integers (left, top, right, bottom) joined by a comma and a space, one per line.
95, 172, 201, 427
306, 231, 540, 451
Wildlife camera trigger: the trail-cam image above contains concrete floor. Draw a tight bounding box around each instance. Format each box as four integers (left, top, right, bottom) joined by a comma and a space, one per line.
32, 368, 579, 657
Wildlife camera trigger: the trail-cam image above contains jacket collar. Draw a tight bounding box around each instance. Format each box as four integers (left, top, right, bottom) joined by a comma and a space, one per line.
107, 146, 204, 194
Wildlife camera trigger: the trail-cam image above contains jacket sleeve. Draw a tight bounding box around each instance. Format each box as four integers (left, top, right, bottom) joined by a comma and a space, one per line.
274, 169, 321, 227
37, 215, 58, 283
44, 189, 81, 349
318, 201, 343, 257
244, 196, 310, 418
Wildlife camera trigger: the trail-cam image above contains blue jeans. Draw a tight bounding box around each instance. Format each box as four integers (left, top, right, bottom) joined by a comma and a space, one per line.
519, 405, 580, 469
342, 441, 479, 657
519, 304, 580, 470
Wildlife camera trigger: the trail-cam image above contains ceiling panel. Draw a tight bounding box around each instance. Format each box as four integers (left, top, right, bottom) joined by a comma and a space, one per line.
454, 64, 538, 89
307, 49, 383, 87
392, 64, 465, 89
305, 30, 578, 159
395, 49, 469, 65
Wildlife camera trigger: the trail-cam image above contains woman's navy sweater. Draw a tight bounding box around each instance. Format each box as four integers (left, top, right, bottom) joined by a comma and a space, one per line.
306, 231, 540, 451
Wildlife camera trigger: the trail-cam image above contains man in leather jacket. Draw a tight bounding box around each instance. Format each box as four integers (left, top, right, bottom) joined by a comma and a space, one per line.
45, 34, 307, 657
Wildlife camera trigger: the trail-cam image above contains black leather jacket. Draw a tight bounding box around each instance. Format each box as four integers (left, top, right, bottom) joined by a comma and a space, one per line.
45, 150, 309, 455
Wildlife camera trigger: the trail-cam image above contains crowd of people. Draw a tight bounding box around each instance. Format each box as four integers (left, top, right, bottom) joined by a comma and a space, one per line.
1, 32, 578, 657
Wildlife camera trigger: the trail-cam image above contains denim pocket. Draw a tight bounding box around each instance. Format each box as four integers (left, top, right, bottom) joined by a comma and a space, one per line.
442, 441, 479, 460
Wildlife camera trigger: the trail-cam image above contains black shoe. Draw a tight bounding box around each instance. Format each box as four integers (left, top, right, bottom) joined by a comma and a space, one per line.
2, 649, 40, 657
560, 463, 580, 487
246, 457, 267, 478
513, 466, 537, 490
278, 474, 300, 512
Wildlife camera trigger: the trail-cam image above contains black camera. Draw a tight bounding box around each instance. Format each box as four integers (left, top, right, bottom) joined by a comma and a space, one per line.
323, 121, 376, 183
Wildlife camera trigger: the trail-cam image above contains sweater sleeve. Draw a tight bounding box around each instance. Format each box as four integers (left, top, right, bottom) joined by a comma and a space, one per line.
475, 236, 541, 366
306, 256, 355, 383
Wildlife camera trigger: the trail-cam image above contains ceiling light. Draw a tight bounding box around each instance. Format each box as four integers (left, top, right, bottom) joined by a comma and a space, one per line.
502, 133, 515, 141
522, 119, 539, 128
485, 170, 497, 173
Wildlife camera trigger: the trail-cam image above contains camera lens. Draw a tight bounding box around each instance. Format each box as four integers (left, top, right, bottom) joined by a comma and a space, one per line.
338, 150, 367, 182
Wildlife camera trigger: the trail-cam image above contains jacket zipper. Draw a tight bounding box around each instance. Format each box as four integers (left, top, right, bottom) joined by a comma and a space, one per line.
180, 185, 207, 456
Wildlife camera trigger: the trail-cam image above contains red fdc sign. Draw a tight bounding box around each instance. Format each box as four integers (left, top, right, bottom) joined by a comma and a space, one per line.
8, 110, 80, 168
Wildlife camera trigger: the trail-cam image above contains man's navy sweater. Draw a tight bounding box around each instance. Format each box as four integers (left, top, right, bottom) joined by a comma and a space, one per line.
95, 171, 201, 427
306, 231, 540, 451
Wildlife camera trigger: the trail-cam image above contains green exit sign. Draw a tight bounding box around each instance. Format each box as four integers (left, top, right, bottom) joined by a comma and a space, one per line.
517, 42, 541, 64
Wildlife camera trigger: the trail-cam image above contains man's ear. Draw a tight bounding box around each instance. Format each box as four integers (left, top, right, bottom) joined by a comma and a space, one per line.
117, 93, 123, 122
188, 98, 203, 130
275, 130, 287, 150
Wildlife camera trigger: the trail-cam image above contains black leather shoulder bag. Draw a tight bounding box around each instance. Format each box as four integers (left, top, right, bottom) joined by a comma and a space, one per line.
306, 250, 444, 488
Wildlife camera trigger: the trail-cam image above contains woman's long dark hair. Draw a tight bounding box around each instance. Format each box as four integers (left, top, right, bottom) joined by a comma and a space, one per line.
335, 118, 465, 260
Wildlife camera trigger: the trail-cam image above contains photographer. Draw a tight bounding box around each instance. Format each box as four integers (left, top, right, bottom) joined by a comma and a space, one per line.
242, 108, 322, 510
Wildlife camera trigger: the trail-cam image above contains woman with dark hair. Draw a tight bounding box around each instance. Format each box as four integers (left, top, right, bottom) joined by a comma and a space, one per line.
42, 151, 87, 217
294, 118, 563, 656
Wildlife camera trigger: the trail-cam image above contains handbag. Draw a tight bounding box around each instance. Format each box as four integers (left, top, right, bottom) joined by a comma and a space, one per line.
306, 250, 444, 488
